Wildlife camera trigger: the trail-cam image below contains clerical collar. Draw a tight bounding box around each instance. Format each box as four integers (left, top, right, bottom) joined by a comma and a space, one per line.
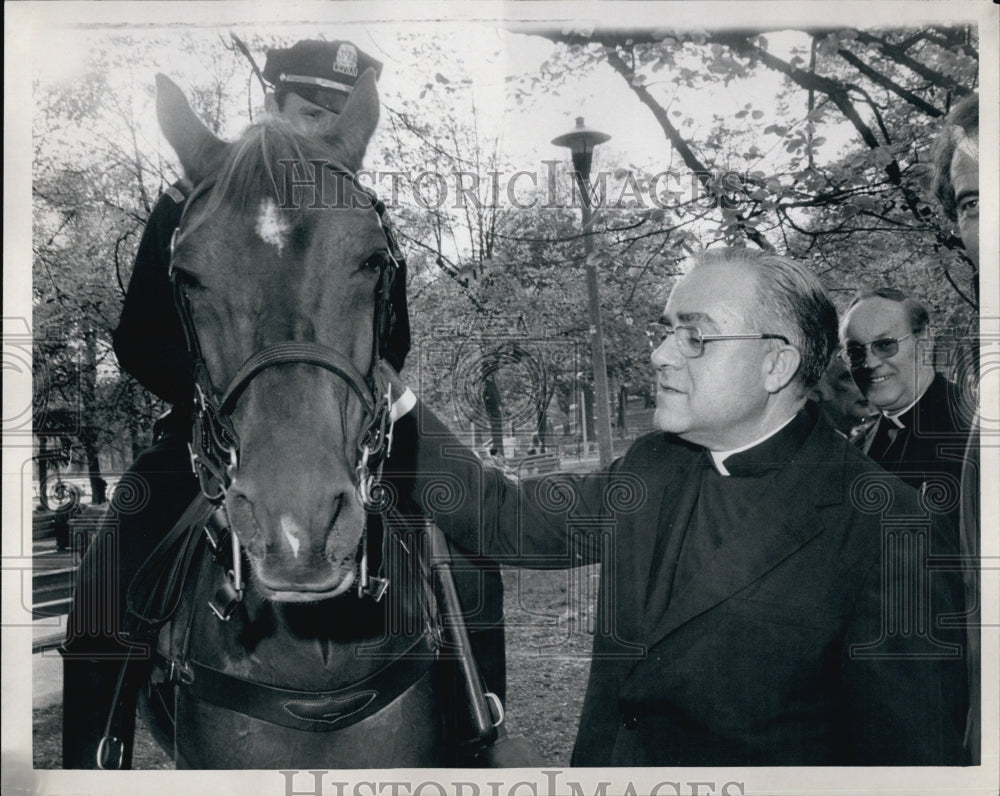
709, 407, 815, 477
883, 374, 935, 426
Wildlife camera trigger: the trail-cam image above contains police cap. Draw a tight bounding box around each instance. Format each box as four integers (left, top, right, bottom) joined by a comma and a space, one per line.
262, 40, 383, 114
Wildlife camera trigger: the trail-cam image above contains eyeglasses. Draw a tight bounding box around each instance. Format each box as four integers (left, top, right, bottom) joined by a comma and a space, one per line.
838, 333, 913, 368
646, 322, 789, 359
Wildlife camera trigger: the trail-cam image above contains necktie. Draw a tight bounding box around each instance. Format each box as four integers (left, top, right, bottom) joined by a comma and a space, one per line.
867, 417, 905, 464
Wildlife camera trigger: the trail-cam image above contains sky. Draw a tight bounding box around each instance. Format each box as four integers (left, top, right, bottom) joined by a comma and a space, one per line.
28, 19, 675, 174
23, 9, 848, 189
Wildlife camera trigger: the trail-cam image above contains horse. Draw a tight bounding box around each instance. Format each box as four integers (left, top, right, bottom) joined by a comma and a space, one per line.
104, 71, 504, 769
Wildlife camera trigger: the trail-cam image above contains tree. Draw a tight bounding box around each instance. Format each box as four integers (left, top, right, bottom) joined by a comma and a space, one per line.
32, 34, 251, 496
519, 24, 977, 325
378, 78, 663, 451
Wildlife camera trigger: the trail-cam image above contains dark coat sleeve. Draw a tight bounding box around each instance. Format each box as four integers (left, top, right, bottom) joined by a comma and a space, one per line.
112, 186, 194, 407
393, 400, 620, 567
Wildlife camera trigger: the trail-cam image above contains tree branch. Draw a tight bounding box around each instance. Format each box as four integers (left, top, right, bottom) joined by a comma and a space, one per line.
844, 83, 892, 145
942, 263, 978, 311
852, 31, 972, 96
836, 47, 943, 117
715, 33, 943, 230
603, 46, 774, 252
394, 229, 491, 314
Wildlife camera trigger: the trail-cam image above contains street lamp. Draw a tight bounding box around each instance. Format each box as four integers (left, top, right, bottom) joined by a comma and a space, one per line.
552, 117, 614, 468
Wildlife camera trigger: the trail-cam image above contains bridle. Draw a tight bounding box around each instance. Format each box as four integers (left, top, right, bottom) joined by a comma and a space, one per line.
169, 161, 401, 616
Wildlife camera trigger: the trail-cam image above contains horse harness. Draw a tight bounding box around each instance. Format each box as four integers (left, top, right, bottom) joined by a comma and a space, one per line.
150, 512, 441, 736
169, 161, 402, 615
98, 163, 504, 768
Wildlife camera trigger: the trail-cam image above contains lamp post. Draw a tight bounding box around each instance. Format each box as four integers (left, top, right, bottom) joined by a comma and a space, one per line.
552, 117, 614, 468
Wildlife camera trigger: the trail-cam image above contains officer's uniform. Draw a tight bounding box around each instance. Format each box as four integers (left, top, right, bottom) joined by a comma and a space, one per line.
62, 40, 500, 768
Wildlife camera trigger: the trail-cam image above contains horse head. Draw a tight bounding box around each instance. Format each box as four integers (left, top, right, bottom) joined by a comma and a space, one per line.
156, 72, 393, 602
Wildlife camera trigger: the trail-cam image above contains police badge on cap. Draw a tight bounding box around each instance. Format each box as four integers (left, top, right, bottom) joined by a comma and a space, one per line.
262, 40, 383, 113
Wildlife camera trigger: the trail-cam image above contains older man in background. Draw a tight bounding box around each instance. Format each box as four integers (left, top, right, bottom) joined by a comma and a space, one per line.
809, 353, 879, 439
840, 287, 972, 533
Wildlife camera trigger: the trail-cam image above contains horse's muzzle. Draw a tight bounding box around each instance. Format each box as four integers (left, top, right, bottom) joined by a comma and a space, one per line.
227, 487, 367, 602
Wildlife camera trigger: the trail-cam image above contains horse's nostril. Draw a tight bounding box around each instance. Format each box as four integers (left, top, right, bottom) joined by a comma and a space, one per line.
227, 491, 263, 553
327, 494, 344, 531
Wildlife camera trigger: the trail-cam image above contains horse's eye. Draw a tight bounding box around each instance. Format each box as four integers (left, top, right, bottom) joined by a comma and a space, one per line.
363, 252, 390, 272
172, 267, 202, 290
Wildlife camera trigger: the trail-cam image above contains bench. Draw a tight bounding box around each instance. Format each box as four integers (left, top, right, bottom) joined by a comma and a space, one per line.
515, 452, 561, 476
32, 504, 109, 621
33, 510, 67, 552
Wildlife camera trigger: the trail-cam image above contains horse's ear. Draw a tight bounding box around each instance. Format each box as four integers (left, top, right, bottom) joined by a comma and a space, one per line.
155, 73, 227, 184
323, 68, 380, 171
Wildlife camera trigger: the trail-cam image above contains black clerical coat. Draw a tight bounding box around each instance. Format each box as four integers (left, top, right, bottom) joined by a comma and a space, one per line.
863, 372, 972, 531
402, 402, 969, 766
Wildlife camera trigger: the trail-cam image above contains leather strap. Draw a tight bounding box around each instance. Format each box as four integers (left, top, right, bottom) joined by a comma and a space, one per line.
126, 493, 215, 628
219, 341, 375, 415
164, 632, 437, 732
427, 520, 502, 750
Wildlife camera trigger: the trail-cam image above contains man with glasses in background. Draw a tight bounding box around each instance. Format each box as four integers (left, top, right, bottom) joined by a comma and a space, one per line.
839, 287, 973, 532
382, 247, 969, 765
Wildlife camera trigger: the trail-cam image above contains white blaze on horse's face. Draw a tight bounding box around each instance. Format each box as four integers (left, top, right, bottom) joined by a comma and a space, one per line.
280, 515, 303, 559
256, 199, 290, 254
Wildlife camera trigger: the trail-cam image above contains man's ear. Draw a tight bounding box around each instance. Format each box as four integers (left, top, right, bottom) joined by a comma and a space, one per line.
763, 345, 802, 394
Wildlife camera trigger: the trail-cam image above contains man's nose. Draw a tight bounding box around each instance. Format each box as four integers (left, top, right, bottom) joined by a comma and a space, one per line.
650, 336, 684, 369
861, 344, 883, 370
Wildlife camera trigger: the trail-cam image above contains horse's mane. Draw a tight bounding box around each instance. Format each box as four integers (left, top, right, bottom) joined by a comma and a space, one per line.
192, 119, 354, 227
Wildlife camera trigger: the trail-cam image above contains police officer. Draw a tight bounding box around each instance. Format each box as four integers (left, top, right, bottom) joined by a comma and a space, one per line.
61, 40, 416, 768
